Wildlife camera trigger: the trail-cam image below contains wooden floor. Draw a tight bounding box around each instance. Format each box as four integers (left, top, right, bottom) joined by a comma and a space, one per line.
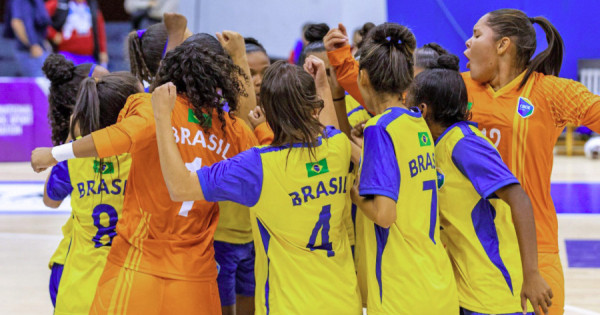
0, 156, 599, 314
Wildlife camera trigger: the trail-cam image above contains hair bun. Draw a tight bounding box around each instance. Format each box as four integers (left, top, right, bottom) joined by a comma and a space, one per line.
435, 54, 460, 71
304, 23, 330, 43
42, 54, 75, 84
370, 22, 416, 51
244, 37, 261, 46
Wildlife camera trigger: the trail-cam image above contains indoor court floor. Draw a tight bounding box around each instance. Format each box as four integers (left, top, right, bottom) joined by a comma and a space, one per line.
0, 156, 598, 314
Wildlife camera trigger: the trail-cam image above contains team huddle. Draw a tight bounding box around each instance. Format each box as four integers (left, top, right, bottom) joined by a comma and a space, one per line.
30, 8, 600, 315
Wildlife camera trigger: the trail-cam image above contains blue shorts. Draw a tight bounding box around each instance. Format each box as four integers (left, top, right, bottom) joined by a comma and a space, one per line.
49, 263, 64, 307
461, 308, 534, 315
214, 241, 255, 306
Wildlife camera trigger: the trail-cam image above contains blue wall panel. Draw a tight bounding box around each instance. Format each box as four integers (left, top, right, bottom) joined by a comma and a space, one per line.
387, 0, 600, 80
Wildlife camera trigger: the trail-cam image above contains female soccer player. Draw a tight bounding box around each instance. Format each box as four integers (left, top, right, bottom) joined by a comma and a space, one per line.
43, 72, 141, 314
127, 13, 193, 87
245, 37, 273, 145
463, 9, 600, 314
347, 22, 458, 314
41, 53, 108, 306
407, 53, 553, 315
32, 32, 257, 314
151, 56, 362, 315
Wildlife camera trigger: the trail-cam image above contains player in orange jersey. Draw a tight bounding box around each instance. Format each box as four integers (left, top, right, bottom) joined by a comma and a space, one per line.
31, 32, 258, 314
463, 9, 600, 315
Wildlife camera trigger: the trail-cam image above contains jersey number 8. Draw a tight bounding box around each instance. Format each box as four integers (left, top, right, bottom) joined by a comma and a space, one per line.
92, 204, 119, 248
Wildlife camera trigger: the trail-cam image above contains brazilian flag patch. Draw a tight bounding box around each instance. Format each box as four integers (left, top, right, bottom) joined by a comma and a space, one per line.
418, 132, 432, 147
93, 160, 114, 174
188, 109, 212, 128
306, 159, 329, 178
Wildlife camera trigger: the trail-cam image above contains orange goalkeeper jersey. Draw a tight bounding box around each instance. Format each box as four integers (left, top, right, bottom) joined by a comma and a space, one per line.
91, 93, 258, 280
462, 71, 600, 253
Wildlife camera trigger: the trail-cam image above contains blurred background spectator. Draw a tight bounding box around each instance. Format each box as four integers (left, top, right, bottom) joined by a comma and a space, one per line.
124, 0, 179, 30
45, 0, 108, 67
2, 0, 51, 77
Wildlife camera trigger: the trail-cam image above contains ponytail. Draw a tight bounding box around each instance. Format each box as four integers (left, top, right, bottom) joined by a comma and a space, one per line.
486, 9, 564, 89
127, 23, 168, 85
70, 72, 141, 139
127, 30, 152, 84
524, 16, 564, 86
70, 78, 101, 139
358, 22, 416, 96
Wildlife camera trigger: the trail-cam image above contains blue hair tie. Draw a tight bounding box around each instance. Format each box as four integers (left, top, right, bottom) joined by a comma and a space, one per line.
137, 29, 146, 39
385, 36, 402, 45
88, 64, 97, 77
162, 38, 169, 58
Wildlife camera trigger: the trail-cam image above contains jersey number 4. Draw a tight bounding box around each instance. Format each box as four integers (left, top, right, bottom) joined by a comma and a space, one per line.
307, 205, 335, 257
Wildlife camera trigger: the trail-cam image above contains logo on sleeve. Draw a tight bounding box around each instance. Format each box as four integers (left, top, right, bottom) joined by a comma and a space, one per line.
517, 97, 534, 118
436, 168, 445, 189
306, 158, 329, 177
93, 160, 114, 174
418, 132, 432, 147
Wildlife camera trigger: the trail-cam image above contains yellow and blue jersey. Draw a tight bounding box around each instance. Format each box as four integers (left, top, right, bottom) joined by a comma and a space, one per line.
198, 126, 362, 315
46, 154, 130, 315
358, 107, 458, 314
48, 217, 73, 268
435, 121, 532, 314
345, 93, 372, 306
345, 94, 373, 128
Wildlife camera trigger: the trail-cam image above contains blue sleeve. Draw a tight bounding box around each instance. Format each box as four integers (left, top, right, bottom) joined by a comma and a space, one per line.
46, 161, 73, 201
197, 148, 263, 207
358, 125, 401, 201
452, 135, 520, 199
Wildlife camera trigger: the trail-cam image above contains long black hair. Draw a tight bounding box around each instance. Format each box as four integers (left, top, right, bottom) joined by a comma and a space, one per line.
42, 54, 95, 145
152, 33, 247, 136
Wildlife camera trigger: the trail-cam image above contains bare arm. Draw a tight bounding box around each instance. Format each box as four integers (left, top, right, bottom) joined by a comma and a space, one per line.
496, 184, 553, 315
43, 172, 63, 208
152, 83, 205, 202
351, 188, 397, 228
217, 31, 256, 128
303, 55, 338, 129
10, 18, 30, 46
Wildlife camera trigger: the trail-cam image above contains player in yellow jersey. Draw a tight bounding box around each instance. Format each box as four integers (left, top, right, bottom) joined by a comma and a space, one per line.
151, 56, 361, 315
43, 72, 142, 314
406, 53, 553, 315
41, 53, 109, 307
347, 23, 458, 314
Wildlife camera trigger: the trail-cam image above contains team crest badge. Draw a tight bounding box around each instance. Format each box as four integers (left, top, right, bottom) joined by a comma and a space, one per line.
436, 168, 445, 189
517, 97, 534, 118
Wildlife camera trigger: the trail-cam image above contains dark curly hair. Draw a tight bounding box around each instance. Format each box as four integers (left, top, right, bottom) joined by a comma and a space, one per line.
42, 54, 95, 145
127, 22, 168, 84
406, 54, 470, 127
151, 33, 247, 136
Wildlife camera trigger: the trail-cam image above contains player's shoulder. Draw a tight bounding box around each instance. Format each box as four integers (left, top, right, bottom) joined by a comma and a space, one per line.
119, 93, 152, 117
